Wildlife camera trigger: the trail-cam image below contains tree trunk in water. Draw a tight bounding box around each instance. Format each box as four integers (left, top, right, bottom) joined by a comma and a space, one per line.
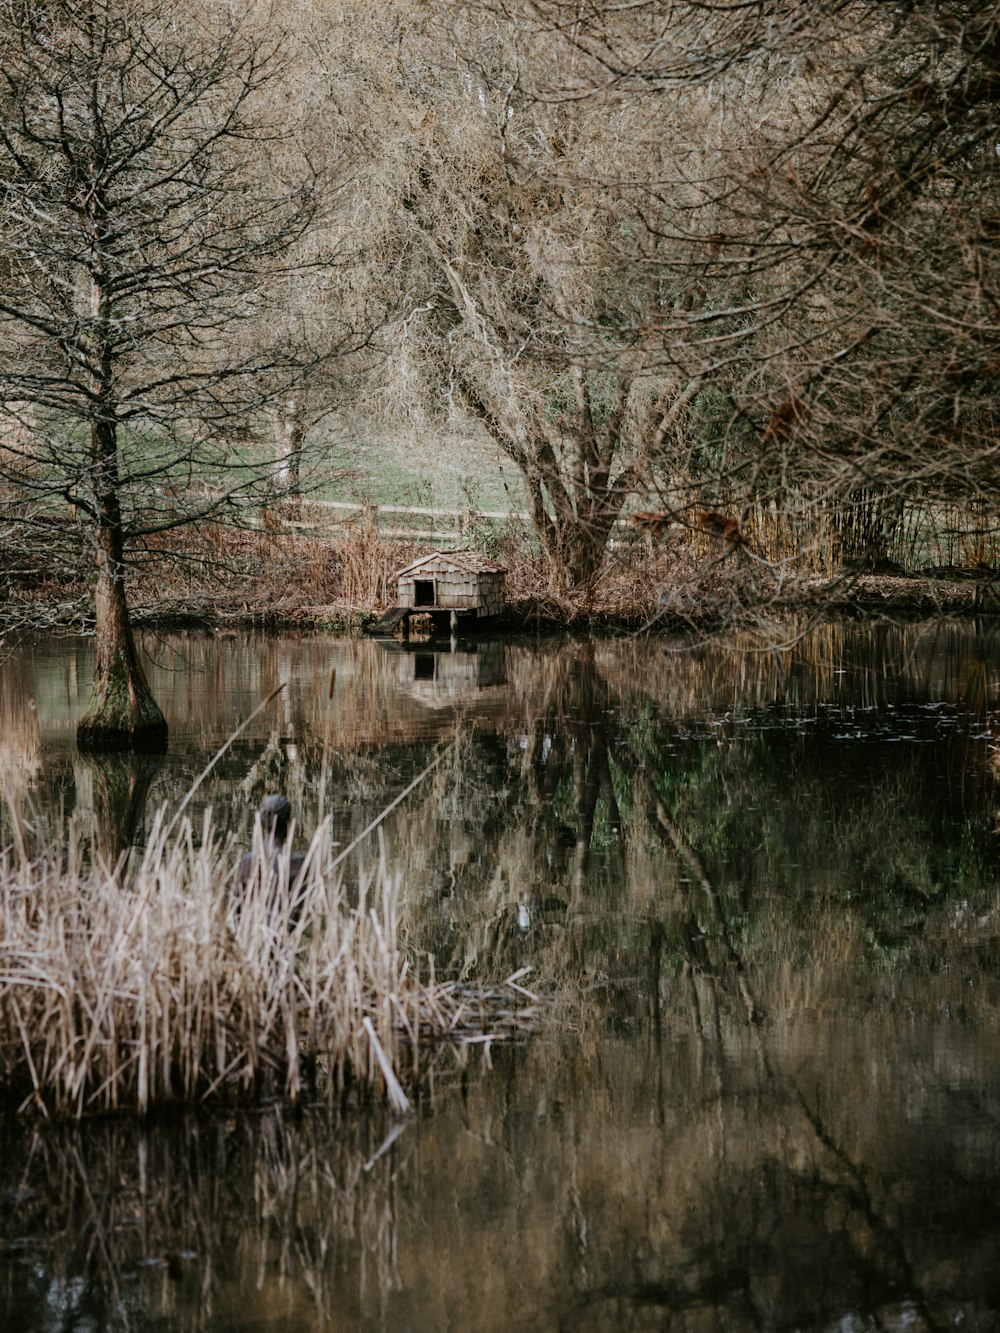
77, 522, 167, 752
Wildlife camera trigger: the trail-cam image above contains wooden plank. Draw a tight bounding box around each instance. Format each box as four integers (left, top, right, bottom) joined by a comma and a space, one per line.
369, 606, 412, 634
304, 499, 533, 522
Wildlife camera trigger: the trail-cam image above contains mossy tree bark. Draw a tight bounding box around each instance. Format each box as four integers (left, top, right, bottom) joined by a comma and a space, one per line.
77, 422, 167, 752
72, 139, 166, 752
77, 527, 167, 751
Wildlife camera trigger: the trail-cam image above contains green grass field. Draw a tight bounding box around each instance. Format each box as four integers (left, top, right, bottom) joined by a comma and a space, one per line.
309, 418, 527, 515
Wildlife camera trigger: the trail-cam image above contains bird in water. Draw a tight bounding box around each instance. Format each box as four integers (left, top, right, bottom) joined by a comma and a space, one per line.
234, 793, 307, 926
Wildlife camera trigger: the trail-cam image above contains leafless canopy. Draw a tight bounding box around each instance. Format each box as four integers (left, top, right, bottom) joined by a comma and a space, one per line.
0, 0, 347, 543
512, 0, 1000, 571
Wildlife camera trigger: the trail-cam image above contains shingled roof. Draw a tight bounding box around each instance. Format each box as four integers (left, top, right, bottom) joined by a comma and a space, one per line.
395, 549, 508, 577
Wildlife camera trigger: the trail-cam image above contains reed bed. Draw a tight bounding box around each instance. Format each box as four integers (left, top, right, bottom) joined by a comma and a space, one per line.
0, 800, 533, 1119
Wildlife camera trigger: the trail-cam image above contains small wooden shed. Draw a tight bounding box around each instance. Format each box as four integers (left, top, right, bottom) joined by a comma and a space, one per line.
395, 549, 507, 620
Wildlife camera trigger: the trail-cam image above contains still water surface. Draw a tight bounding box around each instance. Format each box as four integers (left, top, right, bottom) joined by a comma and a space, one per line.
3, 623, 1000, 1330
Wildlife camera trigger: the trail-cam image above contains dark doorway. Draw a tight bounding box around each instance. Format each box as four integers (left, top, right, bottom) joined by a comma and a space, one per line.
414, 578, 435, 607
414, 654, 436, 681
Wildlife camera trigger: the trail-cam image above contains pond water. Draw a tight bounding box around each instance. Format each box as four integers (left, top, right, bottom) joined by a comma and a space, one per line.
3, 622, 1000, 1330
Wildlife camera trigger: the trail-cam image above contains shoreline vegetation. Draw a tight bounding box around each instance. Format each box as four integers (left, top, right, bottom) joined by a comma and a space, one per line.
4, 518, 1000, 643
0, 792, 538, 1120
0, 552, 994, 1124
2, 517, 995, 1119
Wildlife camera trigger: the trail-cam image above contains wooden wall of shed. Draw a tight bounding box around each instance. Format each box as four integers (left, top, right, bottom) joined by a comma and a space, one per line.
476, 573, 505, 617
395, 566, 506, 612
437, 573, 477, 609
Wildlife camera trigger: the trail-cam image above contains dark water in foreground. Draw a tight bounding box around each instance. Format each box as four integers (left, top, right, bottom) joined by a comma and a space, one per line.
3, 622, 1000, 1330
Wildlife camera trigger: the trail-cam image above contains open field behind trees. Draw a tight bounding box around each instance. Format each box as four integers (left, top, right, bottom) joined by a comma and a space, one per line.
312, 418, 525, 515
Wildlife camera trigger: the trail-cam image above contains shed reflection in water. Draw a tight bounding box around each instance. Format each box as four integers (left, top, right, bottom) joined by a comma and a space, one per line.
2, 623, 1000, 1329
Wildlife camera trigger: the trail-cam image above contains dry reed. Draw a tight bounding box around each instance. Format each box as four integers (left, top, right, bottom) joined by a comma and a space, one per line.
0, 794, 531, 1119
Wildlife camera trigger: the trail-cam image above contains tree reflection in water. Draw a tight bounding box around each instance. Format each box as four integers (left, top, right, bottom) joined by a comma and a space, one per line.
0, 1109, 401, 1331
79, 748, 164, 871
3, 622, 1000, 1329
2, 1017, 999, 1330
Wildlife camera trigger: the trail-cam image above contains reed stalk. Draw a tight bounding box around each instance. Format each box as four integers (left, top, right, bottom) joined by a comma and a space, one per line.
0, 792, 514, 1119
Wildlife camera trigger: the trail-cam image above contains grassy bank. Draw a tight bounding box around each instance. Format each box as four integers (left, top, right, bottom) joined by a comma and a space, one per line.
0, 796, 532, 1119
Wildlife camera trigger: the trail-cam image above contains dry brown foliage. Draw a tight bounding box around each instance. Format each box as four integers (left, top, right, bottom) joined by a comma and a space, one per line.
0, 796, 534, 1118
125, 518, 423, 621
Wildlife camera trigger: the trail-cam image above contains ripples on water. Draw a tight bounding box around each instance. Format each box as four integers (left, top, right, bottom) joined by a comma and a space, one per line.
2, 622, 1000, 1330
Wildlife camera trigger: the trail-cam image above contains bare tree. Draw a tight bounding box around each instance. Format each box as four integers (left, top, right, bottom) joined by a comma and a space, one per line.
0, 0, 347, 747
313, 3, 684, 590
516, 0, 1000, 579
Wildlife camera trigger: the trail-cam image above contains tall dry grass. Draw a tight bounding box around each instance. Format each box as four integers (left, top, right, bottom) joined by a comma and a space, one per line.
0, 794, 523, 1119
125, 511, 423, 621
